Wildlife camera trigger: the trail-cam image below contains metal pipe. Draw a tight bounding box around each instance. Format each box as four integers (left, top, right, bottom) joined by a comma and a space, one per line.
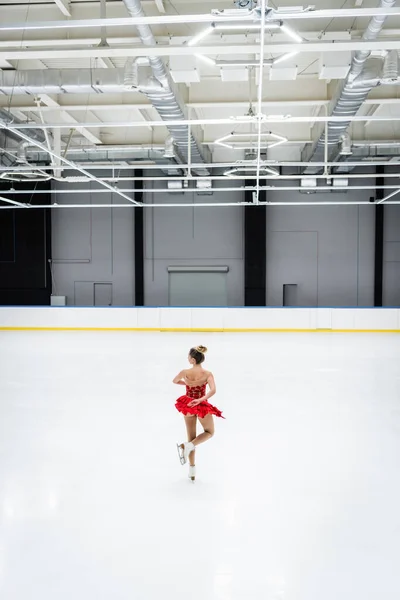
255, 0, 267, 205
99, 0, 107, 47
62, 129, 75, 157
0, 161, 399, 171
323, 104, 328, 177
377, 187, 400, 203
35, 98, 55, 167
48, 173, 400, 181
3, 185, 400, 194
1, 201, 400, 211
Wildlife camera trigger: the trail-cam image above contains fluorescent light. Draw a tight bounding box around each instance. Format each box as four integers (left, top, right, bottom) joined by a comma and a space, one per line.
224, 165, 280, 177
273, 51, 299, 65
187, 26, 214, 47
216, 59, 270, 66
196, 54, 216, 66
215, 132, 287, 150
280, 24, 303, 43
214, 23, 260, 30
264, 114, 292, 120
214, 21, 281, 31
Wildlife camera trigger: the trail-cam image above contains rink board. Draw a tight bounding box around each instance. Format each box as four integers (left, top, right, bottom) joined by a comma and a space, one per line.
0, 307, 400, 332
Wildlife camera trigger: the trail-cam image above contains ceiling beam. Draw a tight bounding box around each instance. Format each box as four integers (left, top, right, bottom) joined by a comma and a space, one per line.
1, 100, 332, 112
39, 94, 103, 144
5, 99, 400, 113
1, 39, 400, 61
1, 30, 400, 49
5, 115, 400, 129
1, 8, 400, 33
0, 126, 141, 204
2, 174, 400, 183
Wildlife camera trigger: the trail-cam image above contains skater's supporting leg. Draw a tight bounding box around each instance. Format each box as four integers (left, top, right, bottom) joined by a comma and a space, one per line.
184, 415, 197, 467
193, 414, 214, 447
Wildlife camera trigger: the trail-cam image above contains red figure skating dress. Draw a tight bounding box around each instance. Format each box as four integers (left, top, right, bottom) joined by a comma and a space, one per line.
175, 384, 225, 419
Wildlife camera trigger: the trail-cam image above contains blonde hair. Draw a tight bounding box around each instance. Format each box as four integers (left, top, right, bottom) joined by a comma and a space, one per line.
189, 345, 208, 364
195, 345, 207, 354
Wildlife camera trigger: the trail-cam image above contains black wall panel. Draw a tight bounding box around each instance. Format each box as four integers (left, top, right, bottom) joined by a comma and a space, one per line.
374, 166, 384, 307
134, 172, 144, 306
0, 181, 52, 305
244, 188, 266, 306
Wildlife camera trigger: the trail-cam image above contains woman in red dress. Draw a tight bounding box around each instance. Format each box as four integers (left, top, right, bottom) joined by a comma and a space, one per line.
174, 345, 224, 482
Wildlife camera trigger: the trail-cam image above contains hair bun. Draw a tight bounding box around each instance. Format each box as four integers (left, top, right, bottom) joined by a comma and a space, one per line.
196, 345, 207, 354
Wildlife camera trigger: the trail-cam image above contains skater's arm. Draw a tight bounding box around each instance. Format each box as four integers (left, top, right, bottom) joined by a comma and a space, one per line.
188, 373, 216, 405
204, 373, 216, 400
173, 370, 186, 385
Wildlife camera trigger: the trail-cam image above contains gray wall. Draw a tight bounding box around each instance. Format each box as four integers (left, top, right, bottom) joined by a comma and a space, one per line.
51, 177, 135, 306
143, 179, 244, 306
50, 172, 400, 308
266, 182, 376, 307
383, 204, 400, 306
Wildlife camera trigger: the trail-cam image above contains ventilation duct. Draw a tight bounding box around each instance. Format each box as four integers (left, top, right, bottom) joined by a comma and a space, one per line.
339, 132, 352, 156
124, 57, 139, 89
16, 141, 30, 163
0, 108, 48, 167
350, 56, 384, 87
0, 68, 139, 94
121, 0, 209, 176
382, 50, 400, 84
163, 136, 175, 158
303, 0, 396, 174
0, 109, 46, 148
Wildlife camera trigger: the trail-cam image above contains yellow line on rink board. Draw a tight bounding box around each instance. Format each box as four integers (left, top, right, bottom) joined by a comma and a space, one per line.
0, 327, 399, 333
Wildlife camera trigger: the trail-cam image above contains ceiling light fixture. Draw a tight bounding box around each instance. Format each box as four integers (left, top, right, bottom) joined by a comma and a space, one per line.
264, 114, 292, 120
213, 21, 281, 30
187, 19, 285, 45
215, 131, 287, 149
187, 25, 214, 47
273, 51, 299, 65
0, 171, 51, 182
216, 59, 272, 67
224, 164, 280, 178
280, 23, 304, 43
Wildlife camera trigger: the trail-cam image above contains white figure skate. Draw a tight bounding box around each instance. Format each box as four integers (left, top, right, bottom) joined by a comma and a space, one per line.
177, 441, 195, 465
188, 465, 196, 482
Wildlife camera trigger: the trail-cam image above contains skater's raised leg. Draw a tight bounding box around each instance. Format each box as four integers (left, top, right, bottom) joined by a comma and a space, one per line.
193, 414, 214, 447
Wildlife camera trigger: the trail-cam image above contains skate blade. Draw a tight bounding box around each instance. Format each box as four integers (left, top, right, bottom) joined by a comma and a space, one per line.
177, 443, 185, 465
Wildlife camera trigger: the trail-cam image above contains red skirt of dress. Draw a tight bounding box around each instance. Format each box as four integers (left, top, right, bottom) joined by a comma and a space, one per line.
175, 395, 225, 419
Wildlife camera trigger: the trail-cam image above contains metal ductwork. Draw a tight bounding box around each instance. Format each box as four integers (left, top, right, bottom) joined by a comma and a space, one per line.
0, 108, 47, 167
0, 68, 133, 94
121, 0, 209, 176
303, 0, 396, 174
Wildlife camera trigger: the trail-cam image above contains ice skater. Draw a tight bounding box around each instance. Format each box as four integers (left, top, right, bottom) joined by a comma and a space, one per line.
174, 345, 224, 482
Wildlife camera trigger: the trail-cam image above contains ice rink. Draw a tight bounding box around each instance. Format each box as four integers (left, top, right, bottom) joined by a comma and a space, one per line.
1, 331, 400, 600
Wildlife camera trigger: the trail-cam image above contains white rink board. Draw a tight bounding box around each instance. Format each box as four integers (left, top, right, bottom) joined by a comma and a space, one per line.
0, 307, 399, 331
